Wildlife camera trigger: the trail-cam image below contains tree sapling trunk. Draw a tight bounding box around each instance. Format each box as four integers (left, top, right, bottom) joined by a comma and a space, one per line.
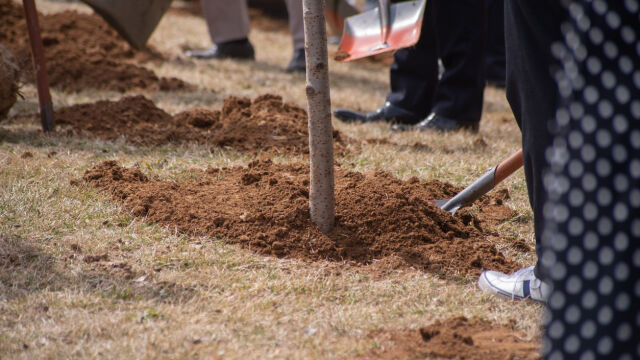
303, 0, 335, 234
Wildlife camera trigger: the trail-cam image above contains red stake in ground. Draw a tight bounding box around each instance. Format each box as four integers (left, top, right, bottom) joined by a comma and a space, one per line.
22, 0, 55, 132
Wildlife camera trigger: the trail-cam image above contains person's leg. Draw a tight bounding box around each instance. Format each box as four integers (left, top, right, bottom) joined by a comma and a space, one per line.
504, 0, 566, 281
390, 0, 487, 132
333, 0, 435, 124
484, 0, 505, 87
185, 0, 254, 59
201, 0, 250, 44
385, 0, 438, 118
429, 0, 486, 126
284, 0, 304, 51
284, 0, 305, 72
477, 0, 565, 300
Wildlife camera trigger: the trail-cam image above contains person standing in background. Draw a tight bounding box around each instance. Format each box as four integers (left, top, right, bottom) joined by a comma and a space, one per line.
185, 0, 306, 73
333, 0, 486, 132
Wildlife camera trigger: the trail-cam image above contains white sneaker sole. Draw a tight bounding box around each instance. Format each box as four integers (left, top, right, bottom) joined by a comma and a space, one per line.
478, 271, 528, 301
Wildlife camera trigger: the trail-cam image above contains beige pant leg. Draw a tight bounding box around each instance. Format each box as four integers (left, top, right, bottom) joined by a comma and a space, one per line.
284, 0, 305, 50
201, 0, 250, 44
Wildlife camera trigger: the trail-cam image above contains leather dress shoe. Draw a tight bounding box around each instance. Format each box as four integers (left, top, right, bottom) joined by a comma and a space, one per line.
185, 39, 255, 60
333, 102, 420, 124
391, 112, 479, 132
286, 48, 305, 73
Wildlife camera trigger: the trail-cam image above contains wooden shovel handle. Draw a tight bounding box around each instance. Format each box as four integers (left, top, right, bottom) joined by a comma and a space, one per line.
494, 149, 523, 185
23, 0, 55, 132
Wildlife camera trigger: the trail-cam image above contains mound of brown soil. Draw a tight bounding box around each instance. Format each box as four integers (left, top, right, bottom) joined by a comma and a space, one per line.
0, 44, 19, 120
82, 159, 518, 278
56, 94, 346, 154
0, 0, 189, 92
367, 317, 539, 360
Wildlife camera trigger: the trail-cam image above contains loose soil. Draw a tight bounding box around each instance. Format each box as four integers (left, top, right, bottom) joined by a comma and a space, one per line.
0, 44, 19, 120
334, 49, 395, 67
365, 316, 539, 359
0, 0, 189, 92
82, 160, 519, 279
55, 94, 347, 154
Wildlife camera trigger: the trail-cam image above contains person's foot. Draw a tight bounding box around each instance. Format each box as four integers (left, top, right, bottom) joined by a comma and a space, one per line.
185, 39, 255, 60
478, 266, 550, 303
333, 102, 420, 124
391, 112, 479, 132
286, 48, 305, 73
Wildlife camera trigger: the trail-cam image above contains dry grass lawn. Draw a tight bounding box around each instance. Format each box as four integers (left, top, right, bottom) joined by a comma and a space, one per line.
1, 1, 543, 358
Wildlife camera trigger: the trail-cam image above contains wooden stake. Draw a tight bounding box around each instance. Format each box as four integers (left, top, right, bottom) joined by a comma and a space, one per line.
303, 0, 335, 234
23, 0, 55, 132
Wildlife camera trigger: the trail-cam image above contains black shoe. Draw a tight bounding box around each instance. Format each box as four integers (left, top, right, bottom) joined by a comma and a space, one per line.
185, 39, 255, 60
333, 102, 420, 124
286, 48, 305, 73
391, 113, 479, 132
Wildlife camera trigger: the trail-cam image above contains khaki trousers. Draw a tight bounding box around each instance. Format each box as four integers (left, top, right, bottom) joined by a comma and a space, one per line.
201, 0, 304, 50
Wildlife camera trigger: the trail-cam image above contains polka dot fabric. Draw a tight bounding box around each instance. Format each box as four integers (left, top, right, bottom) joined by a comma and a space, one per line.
541, 1, 640, 358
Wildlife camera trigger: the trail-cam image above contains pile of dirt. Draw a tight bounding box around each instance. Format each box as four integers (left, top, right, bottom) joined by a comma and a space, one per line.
82, 160, 519, 278
0, 0, 189, 92
366, 317, 539, 359
0, 44, 19, 120
56, 94, 347, 154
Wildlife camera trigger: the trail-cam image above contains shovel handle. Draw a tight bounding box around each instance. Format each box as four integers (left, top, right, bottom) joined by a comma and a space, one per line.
494, 149, 523, 185
438, 149, 524, 213
23, 0, 55, 132
378, 0, 390, 43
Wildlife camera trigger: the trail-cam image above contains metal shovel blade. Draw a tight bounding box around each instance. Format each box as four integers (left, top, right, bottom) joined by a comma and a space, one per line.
81, 0, 173, 49
435, 149, 524, 216
337, 0, 426, 62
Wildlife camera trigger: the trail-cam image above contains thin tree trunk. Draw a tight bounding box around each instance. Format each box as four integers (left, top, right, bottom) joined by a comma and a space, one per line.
303, 0, 335, 234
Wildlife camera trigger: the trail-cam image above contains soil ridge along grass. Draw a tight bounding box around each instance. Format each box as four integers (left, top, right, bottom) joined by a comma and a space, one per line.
82, 159, 519, 278
56, 94, 347, 154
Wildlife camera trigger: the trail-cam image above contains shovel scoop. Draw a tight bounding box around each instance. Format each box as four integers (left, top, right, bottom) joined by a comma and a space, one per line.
81, 0, 173, 49
337, 0, 427, 62
435, 149, 524, 215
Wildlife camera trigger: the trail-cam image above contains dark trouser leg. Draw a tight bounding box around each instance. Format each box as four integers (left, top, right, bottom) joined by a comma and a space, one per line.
430, 0, 486, 125
504, 0, 565, 281
386, 0, 486, 122
385, 0, 438, 118
484, 0, 505, 86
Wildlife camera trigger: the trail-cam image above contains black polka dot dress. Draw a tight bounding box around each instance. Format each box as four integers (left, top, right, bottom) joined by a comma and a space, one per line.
505, 0, 640, 358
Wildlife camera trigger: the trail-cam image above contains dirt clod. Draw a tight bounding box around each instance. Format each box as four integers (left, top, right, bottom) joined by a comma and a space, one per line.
84, 160, 519, 278
84, 254, 109, 263
368, 317, 539, 360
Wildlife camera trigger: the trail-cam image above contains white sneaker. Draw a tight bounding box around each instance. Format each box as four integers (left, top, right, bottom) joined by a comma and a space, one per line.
478, 266, 550, 303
